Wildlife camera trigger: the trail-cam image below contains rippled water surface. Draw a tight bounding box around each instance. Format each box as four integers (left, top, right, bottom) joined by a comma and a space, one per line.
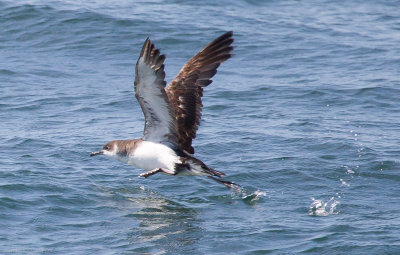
1, 0, 400, 254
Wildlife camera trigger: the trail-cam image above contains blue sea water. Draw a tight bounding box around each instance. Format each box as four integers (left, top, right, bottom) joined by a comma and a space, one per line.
1, 0, 400, 253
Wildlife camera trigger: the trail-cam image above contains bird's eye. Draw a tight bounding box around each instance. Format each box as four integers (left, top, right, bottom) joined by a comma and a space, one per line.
103, 145, 110, 150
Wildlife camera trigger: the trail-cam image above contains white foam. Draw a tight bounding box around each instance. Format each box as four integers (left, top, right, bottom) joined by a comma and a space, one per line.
309, 197, 339, 216
230, 186, 267, 204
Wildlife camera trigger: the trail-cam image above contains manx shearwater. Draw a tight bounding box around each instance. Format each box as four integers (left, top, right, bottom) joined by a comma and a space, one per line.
90, 31, 237, 188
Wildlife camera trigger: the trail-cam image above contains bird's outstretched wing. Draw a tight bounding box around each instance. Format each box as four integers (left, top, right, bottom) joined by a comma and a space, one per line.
165, 31, 234, 154
134, 38, 178, 146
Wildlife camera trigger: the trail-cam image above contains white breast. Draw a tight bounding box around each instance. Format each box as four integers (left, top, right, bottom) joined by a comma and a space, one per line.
124, 141, 181, 173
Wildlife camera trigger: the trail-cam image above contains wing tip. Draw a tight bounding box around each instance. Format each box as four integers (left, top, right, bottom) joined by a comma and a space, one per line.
140, 37, 151, 58
196, 32, 234, 63
138, 37, 166, 68
218, 30, 233, 38
211, 30, 234, 47
225, 30, 233, 38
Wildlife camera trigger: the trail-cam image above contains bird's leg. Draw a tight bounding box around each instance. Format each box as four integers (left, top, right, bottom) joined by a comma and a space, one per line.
138, 168, 162, 178
138, 168, 173, 178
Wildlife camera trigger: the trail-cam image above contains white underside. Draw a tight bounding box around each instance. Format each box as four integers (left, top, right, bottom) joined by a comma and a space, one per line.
113, 141, 181, 174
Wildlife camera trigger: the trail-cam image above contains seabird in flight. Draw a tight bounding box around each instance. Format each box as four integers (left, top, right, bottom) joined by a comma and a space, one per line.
90, 31, 237, 188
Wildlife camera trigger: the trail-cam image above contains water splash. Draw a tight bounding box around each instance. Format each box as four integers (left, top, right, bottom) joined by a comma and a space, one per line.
309, 197, 339, 216
230, 185, 267, 204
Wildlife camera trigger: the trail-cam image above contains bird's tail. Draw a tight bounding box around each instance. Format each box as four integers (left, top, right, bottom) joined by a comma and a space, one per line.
206, 167, 225, 177
177, 154, 240, 190
208, 176, 242, 191
179, 155, 226, 177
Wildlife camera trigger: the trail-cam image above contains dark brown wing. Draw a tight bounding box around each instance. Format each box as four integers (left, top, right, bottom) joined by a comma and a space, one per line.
165, 31, 234, 154
135, 38, 178, 146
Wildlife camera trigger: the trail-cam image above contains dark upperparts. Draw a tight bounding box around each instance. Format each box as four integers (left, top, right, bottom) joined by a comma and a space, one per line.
113, 139, 142, 157
165, 31, 234, 154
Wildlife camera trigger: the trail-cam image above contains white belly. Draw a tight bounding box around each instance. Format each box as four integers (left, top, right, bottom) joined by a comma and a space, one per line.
122, 141, 181, 173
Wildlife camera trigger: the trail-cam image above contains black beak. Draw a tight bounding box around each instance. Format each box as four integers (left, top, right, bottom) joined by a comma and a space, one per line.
90, 151, 103, 157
